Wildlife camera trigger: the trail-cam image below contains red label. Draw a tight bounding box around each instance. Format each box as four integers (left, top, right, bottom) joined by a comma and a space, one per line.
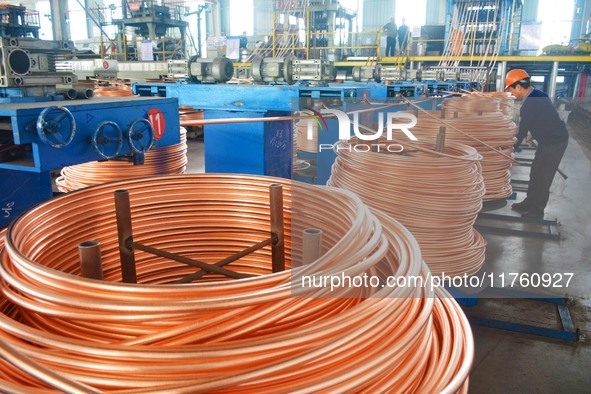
147, 108, 166, 140
103, 60, 109, 69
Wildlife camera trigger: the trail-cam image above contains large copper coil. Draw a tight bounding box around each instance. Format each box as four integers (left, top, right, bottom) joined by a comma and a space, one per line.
404, 101, 517, 201
0, 174, 473, 393
55, 128, 188, 192
328, 139, 486, 277
444, 92, 516, 119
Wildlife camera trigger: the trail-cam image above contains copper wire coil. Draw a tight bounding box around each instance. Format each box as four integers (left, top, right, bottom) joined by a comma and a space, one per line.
0, 174, 473, 393
444, 92, 517, 119
328, 139, 486, 277
55, 128, 188, 192
404, 103, 517, 201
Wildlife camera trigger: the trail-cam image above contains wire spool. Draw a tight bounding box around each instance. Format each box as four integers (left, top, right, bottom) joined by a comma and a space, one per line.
328, 139, 486, 277
55, 127, 188, 192
407, 105, 517, 201
0, 174, 473, 393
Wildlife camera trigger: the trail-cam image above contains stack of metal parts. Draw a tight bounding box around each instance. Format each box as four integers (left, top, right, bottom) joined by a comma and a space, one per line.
328, 139, 487, 277
0, 174, 474, 392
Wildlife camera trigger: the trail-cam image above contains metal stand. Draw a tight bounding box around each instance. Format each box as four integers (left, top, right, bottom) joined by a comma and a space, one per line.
475, 212, 560, 240
451, 287, 580, 342
113, 185, 286, 284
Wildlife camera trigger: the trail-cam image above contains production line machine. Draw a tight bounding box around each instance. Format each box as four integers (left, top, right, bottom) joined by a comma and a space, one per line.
133, 71, 370, 185
0, 37, 181, 228
132, 55, 486, 186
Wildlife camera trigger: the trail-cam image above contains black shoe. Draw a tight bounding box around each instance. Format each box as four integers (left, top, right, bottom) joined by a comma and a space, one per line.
511, 201, 531, 214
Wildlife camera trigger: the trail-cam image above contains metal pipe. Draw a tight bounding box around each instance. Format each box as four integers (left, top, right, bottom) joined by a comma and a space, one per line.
548, 61, 559, 100
302, 228, 323, 265
269, 184, 285, 273
114, 189, 137, 283
76, 89, 94, 99
58, 88, 77, 100
78, 240, 103, 280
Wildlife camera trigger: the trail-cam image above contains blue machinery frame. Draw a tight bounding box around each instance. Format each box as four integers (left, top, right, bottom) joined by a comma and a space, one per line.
132, 82, 377, 185
1, 96, 180, 228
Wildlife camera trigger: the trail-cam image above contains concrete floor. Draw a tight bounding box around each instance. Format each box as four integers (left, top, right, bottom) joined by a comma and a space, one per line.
185, 112, 590, 393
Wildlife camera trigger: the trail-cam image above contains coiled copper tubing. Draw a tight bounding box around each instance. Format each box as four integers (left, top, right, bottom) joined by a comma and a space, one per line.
55, 128, 188, 192
328, 139, 486, 277
0, 174, 473, 392
402, 95, 517, 201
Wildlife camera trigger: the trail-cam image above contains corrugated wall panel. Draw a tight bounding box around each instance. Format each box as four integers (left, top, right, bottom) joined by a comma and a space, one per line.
363, 0, 397, 31
254, 0, 274, 35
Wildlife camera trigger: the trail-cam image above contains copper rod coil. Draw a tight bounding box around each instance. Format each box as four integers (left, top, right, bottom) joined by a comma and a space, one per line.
400, 99, 517, 201
1, 175, 472, 392
328, 139, 486, 277
460, 91, 517, 118
55, 128, 188, 192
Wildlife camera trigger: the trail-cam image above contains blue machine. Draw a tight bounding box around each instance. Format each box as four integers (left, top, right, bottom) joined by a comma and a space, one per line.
1, 96, 180, 228
134, 82, 298, 178
132, 81, 370, 185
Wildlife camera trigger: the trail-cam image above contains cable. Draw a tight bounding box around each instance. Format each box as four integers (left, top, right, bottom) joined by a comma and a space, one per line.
0, 174, 473, 393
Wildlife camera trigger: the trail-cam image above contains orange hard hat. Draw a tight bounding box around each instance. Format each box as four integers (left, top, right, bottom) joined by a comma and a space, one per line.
505, 69, 530, 90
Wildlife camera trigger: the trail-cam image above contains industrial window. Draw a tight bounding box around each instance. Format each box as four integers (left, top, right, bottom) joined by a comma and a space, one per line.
229, 0, 254, 36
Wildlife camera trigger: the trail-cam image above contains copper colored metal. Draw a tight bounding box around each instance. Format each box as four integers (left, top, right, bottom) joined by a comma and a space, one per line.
401, 95, 517, 201
270, 184, 285, 273
114, 189, 137, 283
0, 175, 474, 392
328, 139, 486, 277
56, 128, 188, 192
302, 228, 323, 265
78, 240, 104, 280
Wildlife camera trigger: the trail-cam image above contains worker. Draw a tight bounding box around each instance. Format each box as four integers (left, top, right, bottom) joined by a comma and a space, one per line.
505, 69, 569, 218
239, 32, 248, 49
382, 16, 397, 57
398, 17, 409, 55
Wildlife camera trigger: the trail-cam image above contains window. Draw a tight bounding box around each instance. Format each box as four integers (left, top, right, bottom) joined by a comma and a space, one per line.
537, 0, 575, 48
229, 0, 253, 36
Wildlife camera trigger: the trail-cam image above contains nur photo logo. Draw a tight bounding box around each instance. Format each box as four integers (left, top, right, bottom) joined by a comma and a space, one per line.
300, 107, 419, 153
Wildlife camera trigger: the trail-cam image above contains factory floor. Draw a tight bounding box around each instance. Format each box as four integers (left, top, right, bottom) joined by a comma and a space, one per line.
184, 112, 590, 393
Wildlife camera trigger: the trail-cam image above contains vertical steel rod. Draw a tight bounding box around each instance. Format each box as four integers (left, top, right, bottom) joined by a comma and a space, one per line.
78, 240, 104, 280
114, 189, 137, 283
302, 228, 323, 265
269, 184, 285, 273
